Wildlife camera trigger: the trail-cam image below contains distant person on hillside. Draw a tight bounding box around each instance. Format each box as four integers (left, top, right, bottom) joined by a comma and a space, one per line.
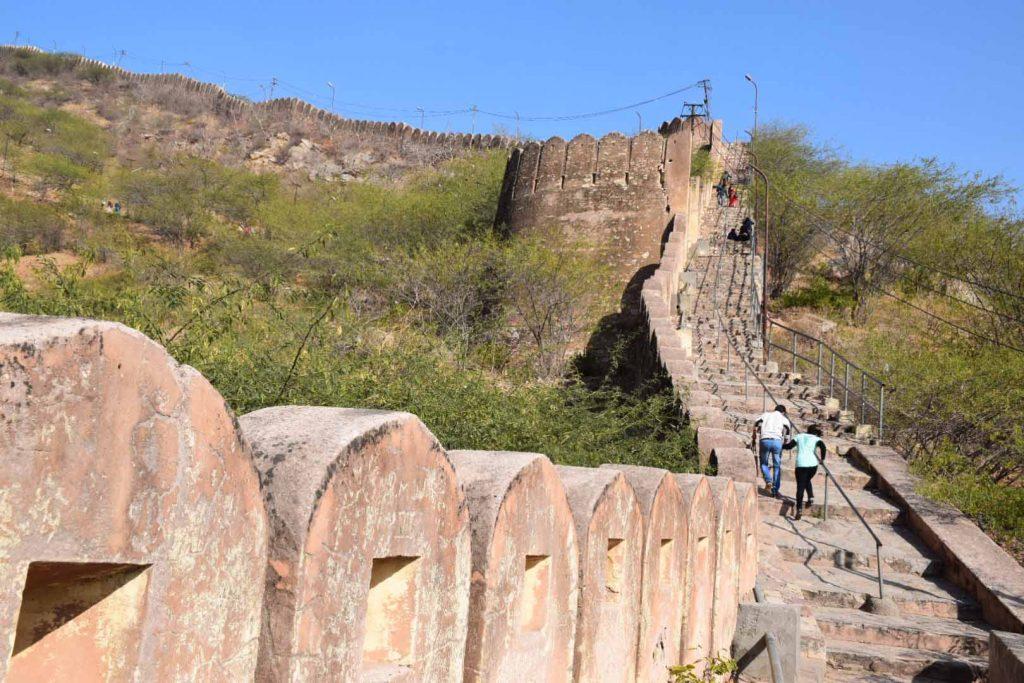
715, 182, 727, 206
728, 186, 739, 207
783, 424, 827, 520
752, 404, 795, 498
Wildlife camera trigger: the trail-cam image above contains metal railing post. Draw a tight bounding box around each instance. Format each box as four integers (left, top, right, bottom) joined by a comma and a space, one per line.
791, 329, 797, 374
829, 351, 836, 397
879, 385, 885, 440
816, 340, 823, 387
861, 373, 867, 425
844, 363, 850, 410
823, 475, 829, 521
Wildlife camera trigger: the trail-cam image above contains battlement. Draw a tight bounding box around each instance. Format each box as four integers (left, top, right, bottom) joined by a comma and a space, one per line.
0, 311, 751, 681
0, 45, 512, 153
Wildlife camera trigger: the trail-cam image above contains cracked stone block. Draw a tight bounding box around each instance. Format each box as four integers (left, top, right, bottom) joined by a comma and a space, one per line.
556, 466, 643, 682
450, 451, 578, 682
706, 477, 742, 660
602, 465, 686, 681
675, 474, 717, 670
240, 407, 470, 682
733, 482, 759, 600
0, 313, 267, 681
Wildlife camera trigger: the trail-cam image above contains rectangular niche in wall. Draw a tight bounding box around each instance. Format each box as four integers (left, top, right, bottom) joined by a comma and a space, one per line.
605, 538, 624, 599
9, 561, 152, 682
658, 538, 675, 584
362, 555, 421, 667
519, 555, 551, 632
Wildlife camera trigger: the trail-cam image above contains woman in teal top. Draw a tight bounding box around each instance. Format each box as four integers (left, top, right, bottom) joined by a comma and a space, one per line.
782, 424, 826, 520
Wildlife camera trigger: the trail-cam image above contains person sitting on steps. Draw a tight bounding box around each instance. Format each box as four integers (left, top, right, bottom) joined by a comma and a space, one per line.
739, 216, 754, 241
752, 404, 795, 498
783, 423, 827, 520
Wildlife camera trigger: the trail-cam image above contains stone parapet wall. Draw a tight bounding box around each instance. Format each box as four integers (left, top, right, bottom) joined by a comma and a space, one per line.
495, 116, 719, 311
0, 311, 752, 680
0, 45, 510, 154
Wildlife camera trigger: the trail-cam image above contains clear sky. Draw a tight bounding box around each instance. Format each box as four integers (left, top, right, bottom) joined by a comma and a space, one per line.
3, 1, 1022, 197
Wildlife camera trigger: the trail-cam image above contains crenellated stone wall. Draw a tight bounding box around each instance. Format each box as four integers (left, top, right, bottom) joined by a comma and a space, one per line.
0, 46, 511, 155
0, 311, 753, 681
495, 116, 721, 312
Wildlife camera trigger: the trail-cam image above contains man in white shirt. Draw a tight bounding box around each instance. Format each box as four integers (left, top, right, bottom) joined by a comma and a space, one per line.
752, 405, 795, 498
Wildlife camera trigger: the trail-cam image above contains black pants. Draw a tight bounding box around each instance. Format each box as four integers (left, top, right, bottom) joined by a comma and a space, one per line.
795, 466, 817, 510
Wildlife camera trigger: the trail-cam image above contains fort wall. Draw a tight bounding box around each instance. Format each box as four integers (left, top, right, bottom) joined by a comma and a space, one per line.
495, 117, 721, 313
0, 45, 511, 155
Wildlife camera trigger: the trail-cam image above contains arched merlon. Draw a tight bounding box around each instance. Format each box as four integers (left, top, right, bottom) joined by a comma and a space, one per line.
674, 474, 717, 669
733, 482, 759, 600
0, 313, 267, 681
706, 477, 741, 659
556, 466, 644, 682
602, 465, 686, 682
495, 117, 713, 310
450, 450, 578, 683
239, 407, 470, 682
0, 46, 513, 154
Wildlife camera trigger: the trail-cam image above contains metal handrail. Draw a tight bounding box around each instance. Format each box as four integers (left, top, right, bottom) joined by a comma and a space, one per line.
711, 310, 886, 600
766, 319, 887, 439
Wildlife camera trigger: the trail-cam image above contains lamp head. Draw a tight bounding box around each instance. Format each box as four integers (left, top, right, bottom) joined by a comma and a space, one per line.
745, 73, 754, 83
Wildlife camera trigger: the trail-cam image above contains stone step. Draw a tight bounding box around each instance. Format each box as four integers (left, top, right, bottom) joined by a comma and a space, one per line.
823, 672, 949, 683
813, 606, 989, 656
756, 482, 901, 525
826, 640, 987, 682
786, 562, 982, 621
761, 517, 940, 577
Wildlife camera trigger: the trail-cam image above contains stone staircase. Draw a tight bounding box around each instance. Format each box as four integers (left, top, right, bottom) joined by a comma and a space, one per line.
679, 180, 995, 681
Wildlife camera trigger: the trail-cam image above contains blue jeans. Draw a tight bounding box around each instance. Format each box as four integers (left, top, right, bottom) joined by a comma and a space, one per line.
759, 438, 783, 494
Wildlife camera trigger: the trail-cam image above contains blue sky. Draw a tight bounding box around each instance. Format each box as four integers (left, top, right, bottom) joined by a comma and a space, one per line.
4, 1, 1022, 197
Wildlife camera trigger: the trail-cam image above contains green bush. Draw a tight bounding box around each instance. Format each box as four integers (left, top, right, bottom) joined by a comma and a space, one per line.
777, 273, 855, 312
7, 49, 74, 78
0, 196, 66, 254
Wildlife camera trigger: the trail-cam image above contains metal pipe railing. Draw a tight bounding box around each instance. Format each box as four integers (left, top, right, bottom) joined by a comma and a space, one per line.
766, 319, 887, 439
712, 310, 886, 600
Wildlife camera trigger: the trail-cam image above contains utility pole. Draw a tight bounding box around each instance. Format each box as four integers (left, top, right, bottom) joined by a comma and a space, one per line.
13, 31, 19, 46
269, 77, 278, 99
635, 111, 642, 135
416, 107, 424, 129
115, 49, 127, 67
699, 78, 712, 121
514, 111, 520, 142
327, 82, 335, 112
470, 105, 478, 135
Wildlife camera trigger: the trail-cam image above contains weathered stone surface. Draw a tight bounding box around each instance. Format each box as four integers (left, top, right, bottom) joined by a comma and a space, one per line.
451, 451, 578, 682
674, 474, 717, 668
706, 477, 741, 659
556, 466, 643, 682
0, 313, 267, 681
495, 121, 708, 314
602, 465, 686, 681
712, 447, 758, 484
697, 427, 748, 462
732, 602, 800, 682
240, 407, 470, 682
733, 482, 759, 600
990, 631, 1024, 683
848, 445, 1024, 632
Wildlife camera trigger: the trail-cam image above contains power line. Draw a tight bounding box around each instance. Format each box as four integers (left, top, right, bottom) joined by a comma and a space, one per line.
774, 190, 1024, 325
765, 175, 1024, 305
475, 81, 705, 122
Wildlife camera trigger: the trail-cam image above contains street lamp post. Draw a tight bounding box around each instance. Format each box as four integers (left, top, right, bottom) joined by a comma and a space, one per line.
744, 74, 759, 140
326, 82, 336, 112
